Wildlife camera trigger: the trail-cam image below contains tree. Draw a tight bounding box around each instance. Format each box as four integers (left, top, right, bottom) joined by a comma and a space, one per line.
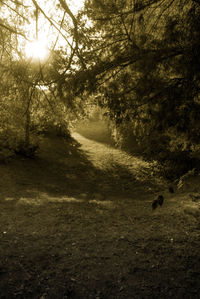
68, 0, 200, 176
0, 0, 200, 176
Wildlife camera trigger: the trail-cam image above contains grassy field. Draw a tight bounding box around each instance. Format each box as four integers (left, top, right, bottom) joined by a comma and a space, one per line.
0, 122, 200, 298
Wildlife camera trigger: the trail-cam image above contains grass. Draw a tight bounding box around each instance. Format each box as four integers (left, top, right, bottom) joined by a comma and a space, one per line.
0, 124, 200, 298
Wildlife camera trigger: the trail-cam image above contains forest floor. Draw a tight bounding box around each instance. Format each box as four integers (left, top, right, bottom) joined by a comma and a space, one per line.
0, 120, 200, 298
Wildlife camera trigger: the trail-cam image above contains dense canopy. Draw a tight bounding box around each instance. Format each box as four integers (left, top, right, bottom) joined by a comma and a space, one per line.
0, 0, 200, 176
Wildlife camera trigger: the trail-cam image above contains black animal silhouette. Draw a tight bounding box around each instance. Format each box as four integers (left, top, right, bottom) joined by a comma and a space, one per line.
169, 187, 174, 193
152, 195, 164, 210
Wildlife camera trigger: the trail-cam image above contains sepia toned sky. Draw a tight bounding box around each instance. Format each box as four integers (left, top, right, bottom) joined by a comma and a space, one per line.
0, 0, 85, 59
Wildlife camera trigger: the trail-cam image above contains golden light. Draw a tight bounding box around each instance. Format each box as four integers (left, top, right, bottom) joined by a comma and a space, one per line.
69, 0, 84, 14
25, 40, 48, 60
22, 0, 85, 60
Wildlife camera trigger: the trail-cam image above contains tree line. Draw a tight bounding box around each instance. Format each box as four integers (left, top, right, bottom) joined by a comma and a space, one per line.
0, 0, 199, 178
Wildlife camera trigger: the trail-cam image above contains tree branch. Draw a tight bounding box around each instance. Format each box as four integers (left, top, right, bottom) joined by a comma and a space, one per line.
58, 0, 86, 69
0, 21, 29, 40
31, 0, 73, 50
1, 1, 30, 22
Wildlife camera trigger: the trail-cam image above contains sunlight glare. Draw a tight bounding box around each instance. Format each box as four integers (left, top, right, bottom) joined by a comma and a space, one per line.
25, 40, 48, 60
68, 0, 84, 14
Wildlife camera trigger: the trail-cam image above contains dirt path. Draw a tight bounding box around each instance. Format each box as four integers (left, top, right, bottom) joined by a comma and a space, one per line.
72, 132, 158, 177
71, 131, 166, 198
0, 130, 200, 298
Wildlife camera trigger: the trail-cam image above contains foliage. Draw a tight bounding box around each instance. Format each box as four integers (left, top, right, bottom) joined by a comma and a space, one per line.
74, 0, 200, 176
0, 0, 200, 175
0, 1, 75, 160
0, 55, 71, 161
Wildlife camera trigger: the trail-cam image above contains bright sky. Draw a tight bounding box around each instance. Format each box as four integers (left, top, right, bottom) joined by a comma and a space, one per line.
24, 0, 85, 60
0, 0, 85, 60
25, 40, 48, 60
68, 0, 85, 14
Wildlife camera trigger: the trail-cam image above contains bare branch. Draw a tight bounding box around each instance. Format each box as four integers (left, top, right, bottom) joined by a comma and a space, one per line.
31, 0, 73, 50
8, 0, 31, 8
58, 0, 86, 69
0, 21, 29, 40
1, 1, 30, 22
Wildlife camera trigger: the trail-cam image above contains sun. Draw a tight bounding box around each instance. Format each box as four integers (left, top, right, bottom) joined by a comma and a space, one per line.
25, 40, 48, 60
23, 1, 85, 60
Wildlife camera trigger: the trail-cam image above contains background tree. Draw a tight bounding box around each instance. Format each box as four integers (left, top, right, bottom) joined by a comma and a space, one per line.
0, 0, 200, 178
68, 0, 200, 177
0, 0, 77, 159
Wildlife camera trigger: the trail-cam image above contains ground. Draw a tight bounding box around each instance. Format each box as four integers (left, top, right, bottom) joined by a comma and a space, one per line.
0, 120, 200, 298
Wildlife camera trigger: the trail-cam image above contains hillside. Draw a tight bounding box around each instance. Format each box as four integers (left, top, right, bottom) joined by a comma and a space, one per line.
0, 122, 200, 298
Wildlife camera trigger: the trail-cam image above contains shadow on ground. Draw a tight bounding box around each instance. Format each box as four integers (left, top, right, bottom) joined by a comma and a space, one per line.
0, 133, 160, 205
0, 133, 200, 298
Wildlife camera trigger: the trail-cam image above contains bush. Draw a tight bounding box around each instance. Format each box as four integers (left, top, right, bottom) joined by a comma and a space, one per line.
0, 128, 39, 160
14, 141, 38, 158
0, 148, 14, 162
